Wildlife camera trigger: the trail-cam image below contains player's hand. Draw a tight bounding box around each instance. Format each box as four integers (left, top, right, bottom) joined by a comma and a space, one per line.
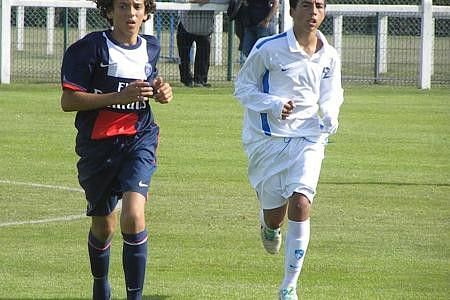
281, 100, 295, 120
321, 115, 339, 134
119, 80, 153, 104
151, 77, 173, 104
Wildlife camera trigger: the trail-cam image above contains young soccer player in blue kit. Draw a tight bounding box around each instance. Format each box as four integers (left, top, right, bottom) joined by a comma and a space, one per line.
234, 0, 343, 299
60, 1, 172, 299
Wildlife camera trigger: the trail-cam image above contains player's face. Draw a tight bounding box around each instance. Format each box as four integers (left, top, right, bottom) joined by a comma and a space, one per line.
290, 0, 326, 34
108, 0, 148, 45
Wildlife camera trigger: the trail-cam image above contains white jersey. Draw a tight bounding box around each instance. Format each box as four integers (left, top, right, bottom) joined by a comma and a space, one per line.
234, 28, 344, 146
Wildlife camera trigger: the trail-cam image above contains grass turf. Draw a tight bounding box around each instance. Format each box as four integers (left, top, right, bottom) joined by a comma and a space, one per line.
0, 84, 448, 299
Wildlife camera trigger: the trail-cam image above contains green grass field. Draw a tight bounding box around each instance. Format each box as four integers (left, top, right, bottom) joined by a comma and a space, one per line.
0, 84, 449, 299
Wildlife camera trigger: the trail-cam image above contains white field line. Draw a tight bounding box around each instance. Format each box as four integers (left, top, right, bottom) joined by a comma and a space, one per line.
0, 179, 84, 192
0, 179, 86, 227
0, 214, 86, 227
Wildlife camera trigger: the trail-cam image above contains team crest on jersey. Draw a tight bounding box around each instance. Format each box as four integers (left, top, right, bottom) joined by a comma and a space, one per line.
295, 249, 304, 260
145, 63, 153, 80
322, 67, 331, 79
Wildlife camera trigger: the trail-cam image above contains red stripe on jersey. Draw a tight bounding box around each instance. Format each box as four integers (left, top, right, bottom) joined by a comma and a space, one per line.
91, 110, 138, 140
62, 81, 86, 92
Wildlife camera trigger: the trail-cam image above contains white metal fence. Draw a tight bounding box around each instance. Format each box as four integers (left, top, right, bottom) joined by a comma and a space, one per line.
1, 0, 449, 88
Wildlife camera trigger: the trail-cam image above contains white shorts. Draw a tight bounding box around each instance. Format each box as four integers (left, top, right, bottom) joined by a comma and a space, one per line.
245, 137, 325, 210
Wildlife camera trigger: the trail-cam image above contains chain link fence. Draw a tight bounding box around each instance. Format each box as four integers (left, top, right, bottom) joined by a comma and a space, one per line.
325, 0, 450, 86
6, 0, 450, 87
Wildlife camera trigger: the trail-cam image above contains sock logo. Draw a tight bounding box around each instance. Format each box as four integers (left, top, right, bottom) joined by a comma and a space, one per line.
295, 249, 304, 260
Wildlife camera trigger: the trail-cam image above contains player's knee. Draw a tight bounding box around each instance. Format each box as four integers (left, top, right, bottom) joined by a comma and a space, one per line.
91, 224, 116, 242
91, 215, 117, 240
120, 212, 145, 233
289, 193, 311, 213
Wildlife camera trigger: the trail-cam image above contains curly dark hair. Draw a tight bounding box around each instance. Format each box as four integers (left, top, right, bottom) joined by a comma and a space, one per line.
93, 0, 156, 25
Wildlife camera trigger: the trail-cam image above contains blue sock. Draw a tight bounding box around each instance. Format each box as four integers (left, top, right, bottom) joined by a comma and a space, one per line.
88, 231, 111, 300
122, 230, 148, 300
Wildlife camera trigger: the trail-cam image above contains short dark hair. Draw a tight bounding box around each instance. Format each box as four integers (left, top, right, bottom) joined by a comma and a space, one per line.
289, 0, 327, 10
94, 0, 156, 25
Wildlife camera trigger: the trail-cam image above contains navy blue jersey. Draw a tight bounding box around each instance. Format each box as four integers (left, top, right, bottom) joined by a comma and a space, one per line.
61, 30, 160, 141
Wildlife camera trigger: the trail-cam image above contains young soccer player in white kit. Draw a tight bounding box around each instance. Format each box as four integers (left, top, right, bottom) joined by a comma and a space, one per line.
234, 0, 343, 299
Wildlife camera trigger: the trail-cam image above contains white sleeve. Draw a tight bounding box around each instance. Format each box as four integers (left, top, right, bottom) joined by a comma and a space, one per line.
234, 48, 286, 118
318, 54, 344, 122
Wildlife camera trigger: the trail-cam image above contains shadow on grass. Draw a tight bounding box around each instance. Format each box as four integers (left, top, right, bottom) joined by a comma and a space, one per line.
0, 296, 169, 300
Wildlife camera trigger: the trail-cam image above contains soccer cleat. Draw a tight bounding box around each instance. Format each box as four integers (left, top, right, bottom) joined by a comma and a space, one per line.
260, 225, 282, 254
279, 286, 298, 300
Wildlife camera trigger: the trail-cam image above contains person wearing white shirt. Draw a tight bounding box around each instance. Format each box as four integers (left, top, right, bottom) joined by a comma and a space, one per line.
234, 0, 343, 299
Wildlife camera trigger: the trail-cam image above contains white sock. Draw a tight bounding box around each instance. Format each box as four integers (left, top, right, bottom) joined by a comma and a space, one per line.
281, 219, 310, 290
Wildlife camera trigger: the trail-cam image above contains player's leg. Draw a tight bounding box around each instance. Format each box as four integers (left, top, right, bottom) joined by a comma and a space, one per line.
78, 139, 123, 300
248, 138, 292, 254
89, 213, 118, 300
118, 130, 158, 300
280, 138, 325, 298
121, 191, 148, 300
280, 193, 310, 297
256, 174, 289, 255
260, 204, 286, 255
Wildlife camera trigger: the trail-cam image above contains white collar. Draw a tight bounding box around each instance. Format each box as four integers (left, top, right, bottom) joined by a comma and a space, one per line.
287, 28, 329, 56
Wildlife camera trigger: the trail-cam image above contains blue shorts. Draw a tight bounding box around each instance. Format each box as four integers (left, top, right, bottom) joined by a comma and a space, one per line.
76, 124, 159, 216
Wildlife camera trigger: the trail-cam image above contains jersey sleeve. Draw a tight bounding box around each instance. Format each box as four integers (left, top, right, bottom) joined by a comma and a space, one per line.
234, 45, 286, 118
142, 34, 161, 82
61, 33, 100, 92
318, 52, 344, 122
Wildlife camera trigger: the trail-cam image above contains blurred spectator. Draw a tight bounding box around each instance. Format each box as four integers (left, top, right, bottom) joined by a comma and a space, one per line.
241, 0, 279, 61
177, 0, 214, 87
227, 0, 245, 53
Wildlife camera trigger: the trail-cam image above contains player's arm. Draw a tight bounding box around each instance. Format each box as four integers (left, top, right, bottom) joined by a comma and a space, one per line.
234, 47, 287, 118
318, 55, 344, 134
61, 80, 155, 112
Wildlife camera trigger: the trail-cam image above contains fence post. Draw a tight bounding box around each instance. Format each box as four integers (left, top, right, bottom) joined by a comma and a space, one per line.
213, 12, 223, 66
46, 7, 55, 56
143, 13, 154, 35
280, 0, 292, 31
1, 0, 11, 84
227, 19, 234, 81
17, 6, 24, 51
333, 15, 343, 57
419, 0, 432, 89
79, 7, 87, 39
63, 7, 68, 52
377, 15, 388, 74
